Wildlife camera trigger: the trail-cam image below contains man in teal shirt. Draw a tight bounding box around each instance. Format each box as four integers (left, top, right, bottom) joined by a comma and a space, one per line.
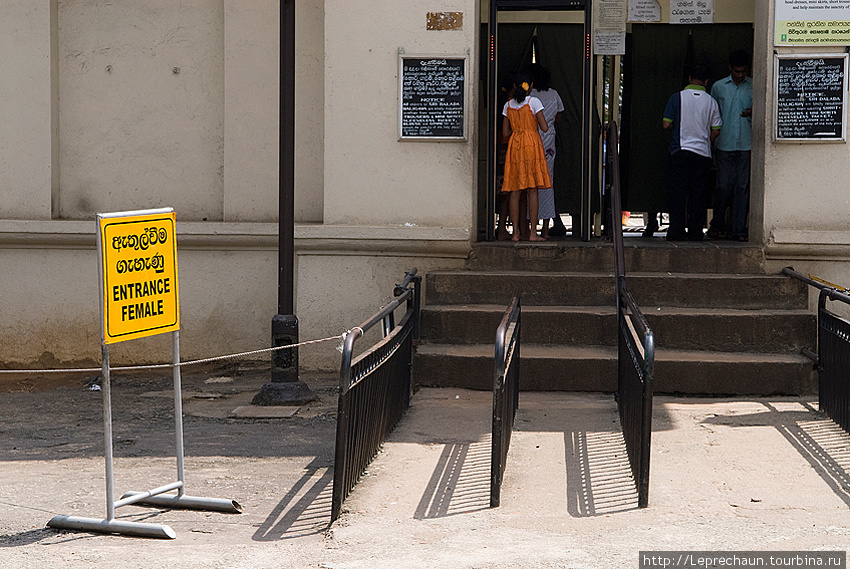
708, 50, 753, 241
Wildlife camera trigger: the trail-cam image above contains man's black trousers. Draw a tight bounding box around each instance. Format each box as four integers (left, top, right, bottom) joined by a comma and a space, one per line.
667, 149, 711, 241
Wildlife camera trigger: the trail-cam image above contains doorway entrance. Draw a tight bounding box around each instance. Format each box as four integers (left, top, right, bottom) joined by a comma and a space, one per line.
482, 0, 594, 242
620, 24, 755, 227
479, 5, 755, 245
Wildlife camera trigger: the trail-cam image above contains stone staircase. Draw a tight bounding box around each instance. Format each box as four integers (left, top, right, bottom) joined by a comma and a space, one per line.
413, 241, 817, 395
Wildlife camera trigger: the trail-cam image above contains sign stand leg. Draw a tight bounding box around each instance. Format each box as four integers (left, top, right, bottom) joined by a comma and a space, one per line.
48, 345, 179, 539
103, 344, 115, 522
120, 330, 242, 514
173, 331, 185, 497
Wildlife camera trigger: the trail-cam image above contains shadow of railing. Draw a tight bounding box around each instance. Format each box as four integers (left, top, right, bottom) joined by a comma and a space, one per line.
414, 440, 491, 519
703, 401, 850, 509
566, 427, 639, 517
253, 460, 333, 541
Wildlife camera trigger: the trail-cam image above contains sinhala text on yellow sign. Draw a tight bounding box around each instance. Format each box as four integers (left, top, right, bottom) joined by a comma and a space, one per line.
99, 211, 179, 344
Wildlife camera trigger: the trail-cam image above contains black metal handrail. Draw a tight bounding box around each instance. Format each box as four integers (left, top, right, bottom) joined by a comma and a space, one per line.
783, 267, 850, 434
607, 121, 654, 508
607, 123, 626, 283
781, 267, 846, 293
331, 269, 420, 522
491, 294, 521, 508
394, 268, 421, 343
616, 287, 655, 508
817, 287, 850, 434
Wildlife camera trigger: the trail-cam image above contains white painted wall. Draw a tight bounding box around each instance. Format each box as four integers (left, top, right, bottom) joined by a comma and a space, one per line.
25, 0, 850, 373
295, 0, 325, 223
220, 0, 324, 223
56, 0, 225, 220
323, 0, 478, 227
223, 0, 279, 223
0, 1, 477, 370
760, 40, 850, 260
0, 0, 54, 220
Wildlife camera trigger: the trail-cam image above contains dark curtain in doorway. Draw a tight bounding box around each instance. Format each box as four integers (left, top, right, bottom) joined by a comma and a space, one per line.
536, 24, 596, 219
498, 24, 591, 219
621, 24, 755, 214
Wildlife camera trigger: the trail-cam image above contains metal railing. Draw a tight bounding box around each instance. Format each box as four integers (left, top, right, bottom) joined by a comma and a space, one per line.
782, 267, 850, 433
816, 288, 850, 434
608, 121, 655, 508
490, 294, 521, 508
331, 269, 421, 522
616, 291, 655, 508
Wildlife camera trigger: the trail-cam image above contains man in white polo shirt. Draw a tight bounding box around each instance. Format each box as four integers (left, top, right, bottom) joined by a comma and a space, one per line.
662, 64, 722, 241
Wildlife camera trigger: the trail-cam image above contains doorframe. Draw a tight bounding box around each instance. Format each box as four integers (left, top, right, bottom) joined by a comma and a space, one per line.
486, 0, 593, 241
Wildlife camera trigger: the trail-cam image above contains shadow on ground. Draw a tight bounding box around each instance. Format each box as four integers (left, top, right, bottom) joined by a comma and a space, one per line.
703, 400, 850, 508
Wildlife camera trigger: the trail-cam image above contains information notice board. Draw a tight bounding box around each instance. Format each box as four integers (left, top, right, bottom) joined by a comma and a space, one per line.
774, 54, 848, 142
399, 56, 467, 140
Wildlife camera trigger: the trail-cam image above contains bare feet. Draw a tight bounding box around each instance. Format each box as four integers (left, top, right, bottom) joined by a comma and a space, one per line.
529, 234, 546, 242
511, 233, 521, 242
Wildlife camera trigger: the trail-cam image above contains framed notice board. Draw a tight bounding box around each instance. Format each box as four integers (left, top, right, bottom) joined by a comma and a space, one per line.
399, 55, 467, 141
774, 54, 848, 142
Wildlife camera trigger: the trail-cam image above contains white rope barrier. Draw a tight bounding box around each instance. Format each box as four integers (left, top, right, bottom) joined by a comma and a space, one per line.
0, 327, 364, 375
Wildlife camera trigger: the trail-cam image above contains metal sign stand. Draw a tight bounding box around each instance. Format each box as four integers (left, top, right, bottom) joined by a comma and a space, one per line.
48, 210, 240, 539
48, 334, 241, 538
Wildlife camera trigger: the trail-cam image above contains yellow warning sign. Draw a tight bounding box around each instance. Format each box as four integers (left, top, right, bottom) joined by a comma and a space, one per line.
98, 210, 179, 344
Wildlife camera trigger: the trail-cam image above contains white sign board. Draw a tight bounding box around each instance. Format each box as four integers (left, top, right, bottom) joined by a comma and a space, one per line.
775, 0, 850, 45
629, 0, 661, 22
594, 0, 627, 55
670, 0, 714, 24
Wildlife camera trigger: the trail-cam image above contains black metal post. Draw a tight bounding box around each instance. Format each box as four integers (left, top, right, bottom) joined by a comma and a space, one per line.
581, 0, 593, 241
486, 1, 497, 241
253, 0, 315, 406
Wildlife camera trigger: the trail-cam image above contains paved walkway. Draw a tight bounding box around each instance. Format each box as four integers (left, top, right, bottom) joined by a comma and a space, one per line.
1, 369, 848, 568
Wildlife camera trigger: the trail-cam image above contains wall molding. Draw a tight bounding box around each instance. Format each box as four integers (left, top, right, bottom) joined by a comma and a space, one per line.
0, 220, 472, 257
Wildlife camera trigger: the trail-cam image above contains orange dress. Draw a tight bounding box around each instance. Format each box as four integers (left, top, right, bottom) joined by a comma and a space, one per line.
502, 100, 552, 192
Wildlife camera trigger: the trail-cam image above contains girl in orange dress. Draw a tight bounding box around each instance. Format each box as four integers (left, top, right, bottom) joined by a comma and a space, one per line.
502, 75, 551, 242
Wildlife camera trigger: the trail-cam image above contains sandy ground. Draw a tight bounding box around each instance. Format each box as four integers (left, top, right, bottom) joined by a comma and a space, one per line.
1, 365, 849, 568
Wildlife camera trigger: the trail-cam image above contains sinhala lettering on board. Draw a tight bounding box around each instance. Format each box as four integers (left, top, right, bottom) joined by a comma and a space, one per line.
99, 210, 180, 344
670, 0, 714, 24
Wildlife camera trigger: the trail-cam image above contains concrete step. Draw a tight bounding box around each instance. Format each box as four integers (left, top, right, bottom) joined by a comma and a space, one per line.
468, 241, 765, 274
420, 304, 816, 353
413, 343, 816, 395
426, 271, 809, 310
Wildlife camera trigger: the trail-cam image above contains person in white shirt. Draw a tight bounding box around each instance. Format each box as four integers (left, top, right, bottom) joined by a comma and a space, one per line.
528, 64, 565, 239
662, 64, 722, 241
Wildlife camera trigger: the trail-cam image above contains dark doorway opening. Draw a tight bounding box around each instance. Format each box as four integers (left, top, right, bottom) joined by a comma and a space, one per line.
481, 1, 594, 242
620, 23, 755, 236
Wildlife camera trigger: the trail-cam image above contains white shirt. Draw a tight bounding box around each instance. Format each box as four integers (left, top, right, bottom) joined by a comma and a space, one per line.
531, 88, 564, 150
502, 96, 544, 117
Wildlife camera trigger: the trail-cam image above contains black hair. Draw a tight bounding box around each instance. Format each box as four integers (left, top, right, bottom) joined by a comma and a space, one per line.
501, 72, 516, 94
729, 49, 750, 68
690, 63, 711, 82
513, 71, 533, 103
524, 63, 552, 91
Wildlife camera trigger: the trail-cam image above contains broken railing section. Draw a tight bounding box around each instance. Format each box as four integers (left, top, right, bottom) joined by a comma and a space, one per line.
331, 269, 421, 522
